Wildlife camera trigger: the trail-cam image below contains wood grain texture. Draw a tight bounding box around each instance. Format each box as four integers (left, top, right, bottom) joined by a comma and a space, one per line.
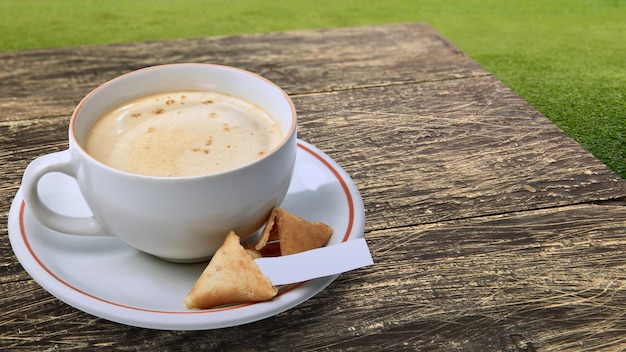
3, 78, 623, 234
294, 75, 626, 231
0, 23, 486, 122
2, 22, 626, 351
3, 205, 626, 351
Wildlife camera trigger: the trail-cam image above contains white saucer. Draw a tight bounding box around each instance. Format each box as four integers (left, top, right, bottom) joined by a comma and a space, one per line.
8, 140, 365, 330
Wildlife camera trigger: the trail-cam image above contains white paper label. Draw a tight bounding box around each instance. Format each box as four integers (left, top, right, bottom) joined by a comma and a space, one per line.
254, 238, 373, 286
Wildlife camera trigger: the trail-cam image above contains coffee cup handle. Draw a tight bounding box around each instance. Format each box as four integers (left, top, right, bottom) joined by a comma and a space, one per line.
22, 150, 111, 236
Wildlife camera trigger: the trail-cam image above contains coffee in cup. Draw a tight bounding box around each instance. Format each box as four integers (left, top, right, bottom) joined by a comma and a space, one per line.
85, 91, 282, 177
21, 64, 297, 262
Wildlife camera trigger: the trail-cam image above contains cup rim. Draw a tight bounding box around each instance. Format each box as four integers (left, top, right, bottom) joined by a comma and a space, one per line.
69, 63, 298, 180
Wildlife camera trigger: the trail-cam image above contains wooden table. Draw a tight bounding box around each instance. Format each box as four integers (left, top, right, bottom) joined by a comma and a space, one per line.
2, 22, 626, 351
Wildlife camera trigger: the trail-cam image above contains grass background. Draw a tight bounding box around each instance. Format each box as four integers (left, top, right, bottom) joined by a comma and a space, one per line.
2, 0, 625, 177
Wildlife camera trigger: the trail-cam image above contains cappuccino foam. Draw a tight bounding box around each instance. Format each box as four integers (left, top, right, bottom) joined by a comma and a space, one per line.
85, 91, 282, 177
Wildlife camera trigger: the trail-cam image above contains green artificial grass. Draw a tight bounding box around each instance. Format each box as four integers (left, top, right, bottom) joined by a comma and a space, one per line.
2, 0, 625, 177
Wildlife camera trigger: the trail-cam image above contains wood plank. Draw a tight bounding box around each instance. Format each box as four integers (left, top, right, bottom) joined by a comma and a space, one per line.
0, 23, 487, 121
0, 115, 69, 194
3, 74, 626, 281
2, 76, 625, 279
294, 75, 626, 230
2, 204, 626, 350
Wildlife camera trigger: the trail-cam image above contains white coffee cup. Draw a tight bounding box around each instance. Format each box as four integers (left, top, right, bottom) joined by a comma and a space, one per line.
21, 63, 297, 262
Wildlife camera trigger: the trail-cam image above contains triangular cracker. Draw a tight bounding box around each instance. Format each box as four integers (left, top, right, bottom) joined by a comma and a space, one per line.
255, 208, 333, 256
183, 231, 277, 309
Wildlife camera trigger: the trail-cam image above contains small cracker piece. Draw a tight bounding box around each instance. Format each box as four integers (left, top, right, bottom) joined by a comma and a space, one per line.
255, 208, 333, 256
183, 231, 278, 309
